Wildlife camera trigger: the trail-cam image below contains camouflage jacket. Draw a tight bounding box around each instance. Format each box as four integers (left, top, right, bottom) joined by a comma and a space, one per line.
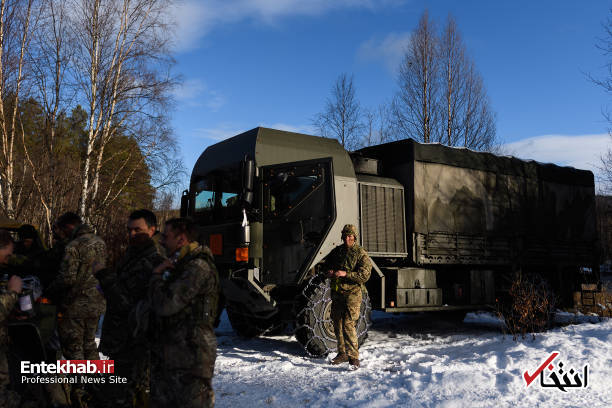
149, 242, 219, 377
0, 291, 18, 349
47, 224, 106, 318
325, 243, 372, 293
98, 236, 165, 356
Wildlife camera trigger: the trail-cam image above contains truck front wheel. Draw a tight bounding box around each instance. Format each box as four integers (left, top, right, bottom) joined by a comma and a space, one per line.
226, 302, 285, 338
295, 275, 371, 357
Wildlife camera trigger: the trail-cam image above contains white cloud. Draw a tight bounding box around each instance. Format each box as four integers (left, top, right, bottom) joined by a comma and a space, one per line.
358, 32, 411, 73
172, 78, 207, 101
170, 0, 405, 52
169, 2, 212, 52
173, 78, 227, 111
503, 134, 611, 183
193, 124, 246, 141
204, 91, 227, 111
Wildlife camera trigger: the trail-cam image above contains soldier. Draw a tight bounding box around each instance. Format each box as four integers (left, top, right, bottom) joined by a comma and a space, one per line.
149, 218, 219, 408
94, 209, 165, 407
47, 212, 106, 361
0, 230, 23, 408
325, 224, 372, 369
37, 222, 70, 291
15, 224, 44, 257
11, 224, 49, 288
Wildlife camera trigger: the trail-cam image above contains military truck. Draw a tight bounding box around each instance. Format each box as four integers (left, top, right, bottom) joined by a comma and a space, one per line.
180, 127, 598, 356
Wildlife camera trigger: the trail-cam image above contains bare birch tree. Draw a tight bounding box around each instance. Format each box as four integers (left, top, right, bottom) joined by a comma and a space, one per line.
440, 16, 497, 151
313, 73, 363, 150
593, 9, 612, 123
22, 0, 75, 240
362, 107, 377, 147
360, 102, 394, 148
376, 102, 395, 144
0, 0, 34, 219
460, 61, 497, 151
594, 10, 612, 193
0, 0, 181, 249
393, 10, 440, 143
69, 0, 177, 220
439, 16, 465, 146
393, 11, 497, 150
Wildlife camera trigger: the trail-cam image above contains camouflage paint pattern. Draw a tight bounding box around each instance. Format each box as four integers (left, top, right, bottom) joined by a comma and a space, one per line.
326, 243, 372, 293
48, 224, 106, 360
0, 292, 20, 407
325, 242, 372, 359
331, 290, 362, 359
57, 317, 100, 360
150, 371, 214, 408
96, 235, 165, 407
148, 243, 219, 408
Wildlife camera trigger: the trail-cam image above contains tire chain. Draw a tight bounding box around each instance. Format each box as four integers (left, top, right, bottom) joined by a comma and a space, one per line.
294, 275, 372, 357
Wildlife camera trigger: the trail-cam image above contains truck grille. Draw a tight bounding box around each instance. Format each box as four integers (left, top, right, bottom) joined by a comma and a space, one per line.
359, 183, 407, 256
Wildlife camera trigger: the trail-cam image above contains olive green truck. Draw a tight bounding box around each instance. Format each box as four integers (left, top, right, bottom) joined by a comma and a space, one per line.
180, 127, 599, 356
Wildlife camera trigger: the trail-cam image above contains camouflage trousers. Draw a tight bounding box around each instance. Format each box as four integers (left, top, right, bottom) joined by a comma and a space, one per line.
0, 347, 20, 408
150, 370, 214, 408
95, 348, 150, 408
331, 289, 362, 359
57, 316, 101, 360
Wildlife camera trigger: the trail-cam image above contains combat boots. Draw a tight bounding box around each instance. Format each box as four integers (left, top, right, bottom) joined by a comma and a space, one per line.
330, 353, 349, 365
349, 357, 360, 369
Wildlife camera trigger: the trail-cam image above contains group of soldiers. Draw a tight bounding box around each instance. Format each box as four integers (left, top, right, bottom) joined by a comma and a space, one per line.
0, 207, 372, 407
0, 211, 219, 408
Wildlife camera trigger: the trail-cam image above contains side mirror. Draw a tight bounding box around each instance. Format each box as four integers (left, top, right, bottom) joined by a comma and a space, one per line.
180, 190, 190, 217
241, 158, 255, 205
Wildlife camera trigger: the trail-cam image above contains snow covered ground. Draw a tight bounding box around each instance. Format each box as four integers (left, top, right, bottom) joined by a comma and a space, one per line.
213, 310, 612, 408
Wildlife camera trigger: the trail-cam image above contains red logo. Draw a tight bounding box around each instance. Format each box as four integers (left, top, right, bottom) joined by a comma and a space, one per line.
523, 352, 559, 386
524, 352, 588, 392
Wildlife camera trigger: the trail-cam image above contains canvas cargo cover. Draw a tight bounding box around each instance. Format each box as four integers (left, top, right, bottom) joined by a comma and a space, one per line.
358, 139, 593, 187
358, 139, 597, 266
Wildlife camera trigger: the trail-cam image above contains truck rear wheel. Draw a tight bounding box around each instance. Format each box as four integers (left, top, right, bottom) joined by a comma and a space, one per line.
295, 275, 371, 357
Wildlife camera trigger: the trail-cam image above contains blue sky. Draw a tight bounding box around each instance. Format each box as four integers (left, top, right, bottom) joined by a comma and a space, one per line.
169, 0, 611, 187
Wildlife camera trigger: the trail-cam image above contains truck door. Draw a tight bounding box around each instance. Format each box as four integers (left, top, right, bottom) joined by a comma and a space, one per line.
261, 158, 335, 285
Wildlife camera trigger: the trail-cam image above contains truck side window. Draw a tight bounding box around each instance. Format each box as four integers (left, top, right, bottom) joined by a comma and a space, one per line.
267, 168, 321, 216
220, 192, 239, 207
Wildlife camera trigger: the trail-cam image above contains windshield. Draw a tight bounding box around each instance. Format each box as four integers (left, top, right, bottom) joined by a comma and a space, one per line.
193, 166, 243, 223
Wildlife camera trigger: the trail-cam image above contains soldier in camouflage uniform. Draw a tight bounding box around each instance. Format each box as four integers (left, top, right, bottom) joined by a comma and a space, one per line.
148, 218, 219, 408
94, 209, 166, 407
325, 224, 371, 369
0, 230, 22, 408
47, 212, 107, 361
41, 223, 70, 288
